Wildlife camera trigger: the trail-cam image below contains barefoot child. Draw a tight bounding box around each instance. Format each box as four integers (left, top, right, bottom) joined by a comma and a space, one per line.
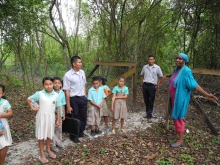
111, 76, 129, 134
50, 77, 66, 153
0, 84, 13, 165
99, 77, 112, 134
26, 77, 61, 164
87, 76, 106, 136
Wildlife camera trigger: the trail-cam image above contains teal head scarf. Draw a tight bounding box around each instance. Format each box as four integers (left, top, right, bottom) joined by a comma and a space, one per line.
179, 53, 189, 64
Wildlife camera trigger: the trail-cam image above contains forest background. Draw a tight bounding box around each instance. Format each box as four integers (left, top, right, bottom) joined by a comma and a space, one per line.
0, 0, 220, 93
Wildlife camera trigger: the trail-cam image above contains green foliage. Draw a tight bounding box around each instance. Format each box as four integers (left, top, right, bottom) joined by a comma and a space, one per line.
140, 133, 145, 137
29, 121, 35, 132
99, 148, 106, 155
0, 73, 23, 87
10, 129, 15, 138
1, 0, 220, 88
83, 145, 89, 154
211, 138, 220, 145
144, 148, 148, 152
122, 142, 128, 147
180, 154, 194, 165
34, 163, 40, 165
64, 159, 72, 165
10, 76, 23, 87
81, 152, 86, 160
160, 147, 165, 153
156, 157, 173, 165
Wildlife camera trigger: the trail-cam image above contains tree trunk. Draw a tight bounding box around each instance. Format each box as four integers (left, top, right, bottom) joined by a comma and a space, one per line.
73, 0, 81, 56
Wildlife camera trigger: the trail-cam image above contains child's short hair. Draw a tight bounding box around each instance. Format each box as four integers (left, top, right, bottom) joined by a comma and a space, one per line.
0, 84, 6, 99
92, 76, 100, 82
101, 77, 107, 85
42, 77, 53, 84
118, 76, 125, 81
53, 77, 62, 83
96, 76, 108, 85
97, 76, 102, 81
148, 55, 155, 59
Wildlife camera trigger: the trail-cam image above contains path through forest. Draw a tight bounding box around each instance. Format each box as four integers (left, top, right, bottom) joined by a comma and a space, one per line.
5, 83, 167, 165
5, 82, 220, 165
6, 110, 164, 165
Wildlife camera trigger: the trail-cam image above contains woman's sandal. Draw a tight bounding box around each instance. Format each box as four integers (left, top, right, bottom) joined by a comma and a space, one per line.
38, 156, 49, 164
171, 142, 184, 148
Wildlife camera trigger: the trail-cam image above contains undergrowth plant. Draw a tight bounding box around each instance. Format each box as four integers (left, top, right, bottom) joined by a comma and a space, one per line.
180, 154, 194, 165
99, 148, 106, 155
156, 157, 173, 165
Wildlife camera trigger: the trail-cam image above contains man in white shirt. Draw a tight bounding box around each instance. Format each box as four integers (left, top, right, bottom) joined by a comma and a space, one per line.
63, 56, 88, 143
140, 55, 163, 121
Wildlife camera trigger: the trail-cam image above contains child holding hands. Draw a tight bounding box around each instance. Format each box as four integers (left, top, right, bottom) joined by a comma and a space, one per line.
99, 77, 112, 133
26, 77, 61, 164
87, 76, 106, 136
0, 84, 13, 165
111, 76, 129, 134
50, 77, 66, 153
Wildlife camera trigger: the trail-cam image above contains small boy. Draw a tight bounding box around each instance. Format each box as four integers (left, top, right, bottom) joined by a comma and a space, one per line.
99, 76, 112, 134
51, 77, 66, 153
87, 76, 106, 136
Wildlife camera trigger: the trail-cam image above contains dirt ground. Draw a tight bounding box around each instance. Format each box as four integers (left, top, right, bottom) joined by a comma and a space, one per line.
4, 81, 220, 165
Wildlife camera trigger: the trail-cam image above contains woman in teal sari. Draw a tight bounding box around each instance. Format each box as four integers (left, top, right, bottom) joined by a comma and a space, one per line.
163, 53, 217, 148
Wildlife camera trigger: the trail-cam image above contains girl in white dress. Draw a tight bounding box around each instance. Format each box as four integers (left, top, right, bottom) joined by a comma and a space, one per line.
0, 84, 13, 165
26, 77, 61, 164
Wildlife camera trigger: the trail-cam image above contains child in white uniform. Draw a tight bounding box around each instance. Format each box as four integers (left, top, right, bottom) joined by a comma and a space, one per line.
0, 84, 13, 165
26, 77, 61, 164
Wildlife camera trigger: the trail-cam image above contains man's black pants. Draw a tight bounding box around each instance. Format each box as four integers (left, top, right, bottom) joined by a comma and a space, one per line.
142, 83, 156, 118
69, 96, 87, 140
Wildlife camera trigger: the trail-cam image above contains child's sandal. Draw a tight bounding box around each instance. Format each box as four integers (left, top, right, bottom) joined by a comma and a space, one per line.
38, 156, 49, 164
112, 129, 115, 134
120, 129, 126, 133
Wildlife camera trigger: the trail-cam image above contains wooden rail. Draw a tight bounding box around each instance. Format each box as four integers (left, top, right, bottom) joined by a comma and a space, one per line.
192, 96, 218, 135
107, 67, 136, 87
94, 62, 136, 67
192, 68, 220, 76
170, 67, 220, 76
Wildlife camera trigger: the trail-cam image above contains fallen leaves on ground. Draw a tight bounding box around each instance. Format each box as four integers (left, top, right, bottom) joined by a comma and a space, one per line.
26, 123, 220, 165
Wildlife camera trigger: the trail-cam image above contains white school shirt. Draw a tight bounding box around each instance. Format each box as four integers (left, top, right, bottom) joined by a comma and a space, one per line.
140, 64, 163, 85
63, 68, 87, 97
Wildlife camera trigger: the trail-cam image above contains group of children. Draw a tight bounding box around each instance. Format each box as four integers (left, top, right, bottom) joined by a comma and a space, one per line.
87, 76, 129, 136
0, 75, 129, 164
26, 77, 66, 163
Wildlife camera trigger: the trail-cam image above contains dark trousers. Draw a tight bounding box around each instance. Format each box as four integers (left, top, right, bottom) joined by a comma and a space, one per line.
142, 83, 156, 118
69, 96, 87, 140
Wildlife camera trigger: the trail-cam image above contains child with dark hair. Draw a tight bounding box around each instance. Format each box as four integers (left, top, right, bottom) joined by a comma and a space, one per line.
87, 76, 106, 136
50, 77, 66, 153
26, 77, 61, 164
0, 84, 13, 165
111, 76, 129, 134
99, 77, 112, 134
